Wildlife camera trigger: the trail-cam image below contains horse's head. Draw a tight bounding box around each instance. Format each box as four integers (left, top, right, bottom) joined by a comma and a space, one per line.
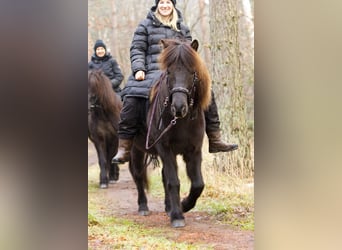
88, 70, 122, 115
159, 39, 211, 118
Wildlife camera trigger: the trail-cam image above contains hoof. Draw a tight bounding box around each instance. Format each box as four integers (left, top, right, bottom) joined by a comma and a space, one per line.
99, 183, 108, 189
112, 156, 129, 164
109, 180, 118, 184
172, 219, 185, 228
138, 210, 150, 216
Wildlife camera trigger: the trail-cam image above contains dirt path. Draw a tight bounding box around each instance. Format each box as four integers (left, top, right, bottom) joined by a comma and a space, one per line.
88, 141, 254, 249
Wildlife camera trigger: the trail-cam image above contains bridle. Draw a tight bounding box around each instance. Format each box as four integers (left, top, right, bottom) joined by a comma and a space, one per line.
88, 95, 102, 114
168, 71, 198, 108
145, 71, 199, 149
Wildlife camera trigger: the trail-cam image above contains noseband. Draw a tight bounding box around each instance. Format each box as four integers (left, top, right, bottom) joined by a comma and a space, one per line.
88, 95, 102, 113
146, 71, 199, 150
167, 72, 198, 107
170, 86, 190, 96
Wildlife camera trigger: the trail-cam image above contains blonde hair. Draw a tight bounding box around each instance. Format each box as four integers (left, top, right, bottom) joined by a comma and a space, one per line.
154, 6, 180, 31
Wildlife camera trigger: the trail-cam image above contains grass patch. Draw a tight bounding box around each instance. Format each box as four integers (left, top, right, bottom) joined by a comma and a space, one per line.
88, 212, 208, 249
201, 152, 254, 230
197, 188, 254, 230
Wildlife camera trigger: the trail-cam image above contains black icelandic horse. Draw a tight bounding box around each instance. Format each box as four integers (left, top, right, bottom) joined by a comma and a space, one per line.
128, 39, 212, 227
88, 70, 122, 188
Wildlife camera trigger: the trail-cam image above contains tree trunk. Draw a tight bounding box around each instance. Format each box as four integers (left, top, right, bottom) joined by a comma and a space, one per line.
199, 0, 210, 63
210, 0, 253, 178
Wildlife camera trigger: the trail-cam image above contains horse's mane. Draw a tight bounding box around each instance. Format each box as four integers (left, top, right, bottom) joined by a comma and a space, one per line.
158, 39, 212, 110
88, 70, 122, 115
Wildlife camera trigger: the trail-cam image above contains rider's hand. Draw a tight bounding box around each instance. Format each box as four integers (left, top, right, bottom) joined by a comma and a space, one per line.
135, 70, 145, 80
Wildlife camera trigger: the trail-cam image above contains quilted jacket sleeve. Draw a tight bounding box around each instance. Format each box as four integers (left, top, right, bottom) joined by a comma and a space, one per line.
130, 20, 148, 75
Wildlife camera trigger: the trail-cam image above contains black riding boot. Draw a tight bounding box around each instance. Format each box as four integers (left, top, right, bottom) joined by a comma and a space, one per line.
207, 130, 238, 153
205, 91, 238, 153
111, 97, 143, 164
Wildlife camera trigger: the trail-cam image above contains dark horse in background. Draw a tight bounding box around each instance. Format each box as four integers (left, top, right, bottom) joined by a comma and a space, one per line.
128, 39, 212, 227
88, 70, 122, 188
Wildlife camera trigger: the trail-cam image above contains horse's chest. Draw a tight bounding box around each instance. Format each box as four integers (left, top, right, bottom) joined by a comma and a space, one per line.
168, 126, 194, 144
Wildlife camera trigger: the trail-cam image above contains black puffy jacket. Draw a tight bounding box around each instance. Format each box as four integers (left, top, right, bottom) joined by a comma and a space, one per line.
88, 53, 124, 92
121, 6, 192, 99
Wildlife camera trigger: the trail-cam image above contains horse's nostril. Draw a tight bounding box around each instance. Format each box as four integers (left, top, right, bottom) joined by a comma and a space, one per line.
182, 106, 187, 117
171, 102, 188, 118
172, 106, 188, 118
171, 106, 176, 116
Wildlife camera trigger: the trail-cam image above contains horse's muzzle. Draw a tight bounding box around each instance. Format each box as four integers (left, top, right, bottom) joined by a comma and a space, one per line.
171, 103, 188, 118
170, 87, 190, 118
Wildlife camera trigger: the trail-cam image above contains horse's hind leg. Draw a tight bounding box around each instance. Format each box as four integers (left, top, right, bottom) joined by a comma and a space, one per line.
108, 140, 119, 183
129, 146, 149, 216
181, 151, 205, 212
94, 142, 109, 189
109, 163, 119, 183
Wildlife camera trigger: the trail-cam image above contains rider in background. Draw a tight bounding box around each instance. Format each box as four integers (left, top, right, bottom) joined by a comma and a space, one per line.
113, 0, 238, 163
88, 39, 124, 93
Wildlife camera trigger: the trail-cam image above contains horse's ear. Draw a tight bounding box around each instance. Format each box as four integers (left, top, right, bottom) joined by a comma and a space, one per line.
160, 39, 168, 49
191, 40, 199, 51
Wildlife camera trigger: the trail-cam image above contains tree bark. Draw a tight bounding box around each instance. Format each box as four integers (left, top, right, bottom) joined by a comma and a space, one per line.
210, 0, 253, 177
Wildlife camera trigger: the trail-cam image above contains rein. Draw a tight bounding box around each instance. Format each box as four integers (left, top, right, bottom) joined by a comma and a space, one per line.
145, 72, 198, 150
145, 72, 176, 150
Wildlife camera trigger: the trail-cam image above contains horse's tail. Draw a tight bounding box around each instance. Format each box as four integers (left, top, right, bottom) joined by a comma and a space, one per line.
145, 154, 160, 169
143, 154, 160, 191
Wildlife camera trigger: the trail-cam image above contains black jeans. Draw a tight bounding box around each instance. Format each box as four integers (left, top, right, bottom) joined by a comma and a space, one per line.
205, 90, 221, 133
118, 97, 149, 139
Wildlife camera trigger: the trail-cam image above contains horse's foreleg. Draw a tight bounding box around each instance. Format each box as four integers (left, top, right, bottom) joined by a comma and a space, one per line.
130, 147, 149, 216
159, 152, 185, 228
94, 142, 109, 189
182, 150, 205, 212
161, 167, 171, 214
